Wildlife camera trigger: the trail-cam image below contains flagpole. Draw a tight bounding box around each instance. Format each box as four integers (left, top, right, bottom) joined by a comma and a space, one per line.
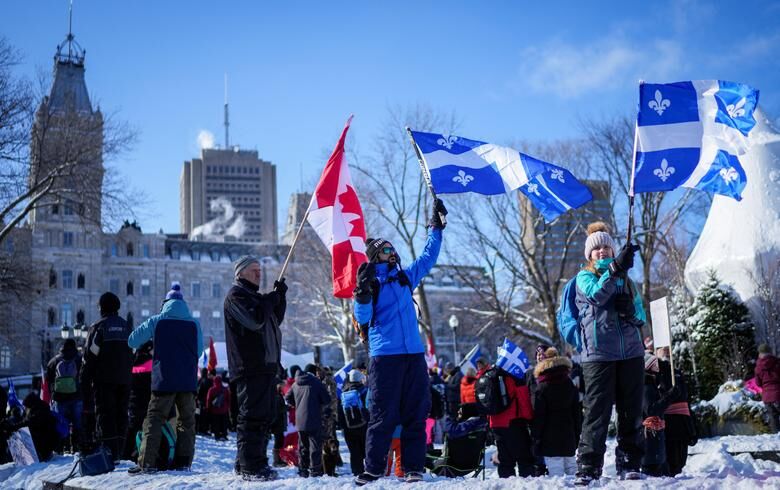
626, 81, 643, 245
277, 199, 313, 282
405, 127, 447, 227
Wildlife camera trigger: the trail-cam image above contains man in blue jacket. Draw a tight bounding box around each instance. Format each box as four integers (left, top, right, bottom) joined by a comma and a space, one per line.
126, 282, 203, 474
352, 198, 446, 485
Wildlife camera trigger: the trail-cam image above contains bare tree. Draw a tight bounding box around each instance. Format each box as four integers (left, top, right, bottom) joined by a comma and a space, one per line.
351, 104, 458, 348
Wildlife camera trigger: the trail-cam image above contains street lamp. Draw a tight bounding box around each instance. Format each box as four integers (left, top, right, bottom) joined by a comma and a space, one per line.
73, 323, 82, 339
60, 324, 71, 339
448, 314, 459, 364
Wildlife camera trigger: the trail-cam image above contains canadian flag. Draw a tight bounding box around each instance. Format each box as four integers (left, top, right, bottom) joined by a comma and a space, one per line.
307, 116, 368, 298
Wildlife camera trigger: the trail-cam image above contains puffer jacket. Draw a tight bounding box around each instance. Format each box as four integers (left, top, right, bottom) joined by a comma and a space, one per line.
460, 375, 477, 404
206, 375, 231, 415
756, 355, 780, 403
531, 355, 580, 457
353, 228, 442, 357
285, 371, 331, 432
488, 374, 533, 429
575, 258, 646, 363
128, 299, 203, 392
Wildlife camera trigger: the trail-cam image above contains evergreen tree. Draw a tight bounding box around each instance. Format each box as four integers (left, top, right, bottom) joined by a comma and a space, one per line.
668, 283, 700, 400
687, 270, 757, 400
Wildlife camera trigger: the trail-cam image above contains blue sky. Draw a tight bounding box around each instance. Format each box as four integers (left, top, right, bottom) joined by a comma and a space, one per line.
3, 1, 779, 235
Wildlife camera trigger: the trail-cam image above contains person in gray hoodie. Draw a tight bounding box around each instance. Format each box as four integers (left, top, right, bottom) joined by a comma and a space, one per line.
285, 364, 331, 477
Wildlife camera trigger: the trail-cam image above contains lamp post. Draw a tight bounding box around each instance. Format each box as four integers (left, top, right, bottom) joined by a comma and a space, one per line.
448, 314, 459, 364
60, 324, 71, 340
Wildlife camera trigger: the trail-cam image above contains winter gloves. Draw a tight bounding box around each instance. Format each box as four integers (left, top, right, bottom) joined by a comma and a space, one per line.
273, 278, 288, 295
429, 198, 448, 230
353, 262, 376, 304
608, 242, 640, 277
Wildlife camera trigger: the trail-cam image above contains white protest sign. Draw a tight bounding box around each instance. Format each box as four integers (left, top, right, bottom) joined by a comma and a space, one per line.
650, 296, 671, 348
8, 427, 39, 466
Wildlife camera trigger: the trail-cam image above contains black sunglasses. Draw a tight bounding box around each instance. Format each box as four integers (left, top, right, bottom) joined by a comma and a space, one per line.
381, 246, 394, 254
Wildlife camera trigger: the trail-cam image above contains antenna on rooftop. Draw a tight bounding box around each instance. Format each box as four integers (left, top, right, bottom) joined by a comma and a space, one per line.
224, 73, 230, 149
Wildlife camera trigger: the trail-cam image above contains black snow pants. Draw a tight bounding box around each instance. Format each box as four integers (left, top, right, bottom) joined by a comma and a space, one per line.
235, 374, 277, 474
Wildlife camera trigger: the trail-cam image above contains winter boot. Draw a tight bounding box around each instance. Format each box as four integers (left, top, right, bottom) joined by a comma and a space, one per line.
127, 465, 157, 476
272, 449, 286, 467
619, 469, 642, 480
355, 471, 382, 486
404, 471, 424, 483
574, 465, 600, 486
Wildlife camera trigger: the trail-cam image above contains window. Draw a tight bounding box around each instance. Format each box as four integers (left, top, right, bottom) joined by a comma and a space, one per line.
61, 303, 72, 326
192, 310, 201, 318
141, 279, 150, 297
0, 346, 10, 369
143, 244, 150, 258
47, 307, 57, 326
64, 202, 74, 215
4, 237, 13, 253
63, 232, 74, 247
192, 249, 200, 261
110, 279, 120, 294
111, 243, 118, 257
210, 250, 220, 262
76, 310, 85, 325
52, 203, 59, 214
171, 248, 180, 260
212, 311, 221, 318
49, 269, 57, 288
212, 283, 221, 298
62, 270, 73, 289
141, 309, 150, 317
127, 281, 134, 296
191, 282, 201, 298
126, 312, 134, 327
77, 273, 85, 289
126, 242, 134, 256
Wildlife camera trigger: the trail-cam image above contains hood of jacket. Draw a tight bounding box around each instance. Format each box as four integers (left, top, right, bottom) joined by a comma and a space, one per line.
295, 371, 315, 386
212, 375, 223, 388
533, 355, 572, 378
59, 342, 78, 360
160, 298, 194, 320
758, 354, 779, 371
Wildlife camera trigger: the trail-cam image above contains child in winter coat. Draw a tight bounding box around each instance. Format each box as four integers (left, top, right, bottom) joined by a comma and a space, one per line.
206, 375, 231, 440
488, 369, 535, 478
656, 346, 697, 476
285, 364, 331, 478
460, 368, 478, 405
641, 353, 680, 476
339, 370, 369, 476
531, 347, 581, 476
573, 222, 646, 484
755, 343, 780, 432
123, 341, 153, 461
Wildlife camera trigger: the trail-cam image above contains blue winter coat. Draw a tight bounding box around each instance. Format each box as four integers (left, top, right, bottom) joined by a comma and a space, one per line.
128, 299, 203, 392
575, 258, 646, 363
354, 228, 442, 357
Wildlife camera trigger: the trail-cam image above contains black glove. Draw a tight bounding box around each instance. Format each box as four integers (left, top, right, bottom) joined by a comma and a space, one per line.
273, 278, 288, 295
609, 242, 640, 276
353, 262, 376, 304
613, 293, 635, 319
666, 383, 682, 402
429, 198, 448, 230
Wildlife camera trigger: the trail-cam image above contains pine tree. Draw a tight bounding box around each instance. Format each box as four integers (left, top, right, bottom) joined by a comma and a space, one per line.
668, 283, 700, 400
687, 270, 757, 400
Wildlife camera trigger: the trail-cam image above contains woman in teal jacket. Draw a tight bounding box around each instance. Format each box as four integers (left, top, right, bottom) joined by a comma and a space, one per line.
573, 222, 645, 485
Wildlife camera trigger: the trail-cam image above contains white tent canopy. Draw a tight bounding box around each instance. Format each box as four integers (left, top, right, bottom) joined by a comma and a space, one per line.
201, 341, 314, 375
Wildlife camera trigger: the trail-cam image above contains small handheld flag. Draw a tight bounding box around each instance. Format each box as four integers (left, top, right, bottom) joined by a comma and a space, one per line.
495, 338, 531, 379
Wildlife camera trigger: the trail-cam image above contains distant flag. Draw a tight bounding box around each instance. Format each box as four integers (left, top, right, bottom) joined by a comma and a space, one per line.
425, 333, 438, 370
633, 80, 760, 201
7, 379, 23, 412
459, 344, 482, 375
518, 162, 593, 222
306, 116, 368, 298
495, 338, 531, 379
334, 361, 353, 397
199, 351, 208, 370
208, 337, 218, 372
40, 366, 51, 404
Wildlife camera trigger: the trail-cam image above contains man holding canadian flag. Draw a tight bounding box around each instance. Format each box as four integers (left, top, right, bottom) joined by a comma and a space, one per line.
301, 116, 447, 485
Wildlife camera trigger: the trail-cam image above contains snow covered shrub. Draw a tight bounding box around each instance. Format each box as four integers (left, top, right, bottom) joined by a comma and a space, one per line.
692, 380, 769, 436
669, 283, 700, 400
687, 270, 757, 400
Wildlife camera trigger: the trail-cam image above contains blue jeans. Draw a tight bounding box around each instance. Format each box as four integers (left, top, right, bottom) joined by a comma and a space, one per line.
364, 353, 430, 475
53, 399, 83, 432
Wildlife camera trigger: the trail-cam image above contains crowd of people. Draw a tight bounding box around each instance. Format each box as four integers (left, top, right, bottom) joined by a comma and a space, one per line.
1, 202, 780, 487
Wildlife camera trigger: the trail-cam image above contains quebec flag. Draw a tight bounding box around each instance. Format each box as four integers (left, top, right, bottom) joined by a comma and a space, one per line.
409, 130, 593, 220
334, 361, 352, 396
634, 80, 760, 201
495, 338, 531, 379
460, 344, 482, 375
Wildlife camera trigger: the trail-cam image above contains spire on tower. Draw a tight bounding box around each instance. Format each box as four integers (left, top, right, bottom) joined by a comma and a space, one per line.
55, 0, 85, 65
224, 73, 230, 149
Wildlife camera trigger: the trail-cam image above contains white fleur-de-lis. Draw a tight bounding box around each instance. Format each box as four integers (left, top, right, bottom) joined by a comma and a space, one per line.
550, 169, 565, 183
527, 183, 540, 196
653, 159, 676, 182
727, 98, 746, 118
437, 134, 458, 150
648, 89, 671, 115
719, 167, 739, 183
452, 169, 474, 187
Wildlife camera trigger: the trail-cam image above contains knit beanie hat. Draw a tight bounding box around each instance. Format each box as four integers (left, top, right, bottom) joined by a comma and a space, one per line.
165, 281, 183, 301
234, 255, 260, 278
758, 343, 771, 354
98, 292, 121, 315
584, 221, 617, 260
644, 352, 659, 372
365, 237, 389, 263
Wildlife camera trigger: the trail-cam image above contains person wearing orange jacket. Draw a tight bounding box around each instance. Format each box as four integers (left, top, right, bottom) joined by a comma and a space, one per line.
460, 368, 478, 405
488, 371, 535, 478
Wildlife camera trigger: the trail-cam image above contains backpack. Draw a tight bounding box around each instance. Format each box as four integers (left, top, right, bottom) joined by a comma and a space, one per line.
475, 367, 511, 415
211, 391, 224, 409
54, 358, 78, 394
341, 388, 367, 428
135, 421, 176, 470
557, 276, 582, 352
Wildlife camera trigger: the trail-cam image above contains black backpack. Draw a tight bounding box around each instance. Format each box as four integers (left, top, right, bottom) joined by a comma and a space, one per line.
475, 368, 511, 415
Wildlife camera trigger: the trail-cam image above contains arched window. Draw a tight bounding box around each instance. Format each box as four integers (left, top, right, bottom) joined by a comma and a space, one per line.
126, 312, 134, 328
0, 346, 10, 369
49, 269, 57, 288
77, 273, 85, 289
126, 242, 134, 256
126, 281, 134, 296
48, 307, 57, 326
76, 310, 85, 325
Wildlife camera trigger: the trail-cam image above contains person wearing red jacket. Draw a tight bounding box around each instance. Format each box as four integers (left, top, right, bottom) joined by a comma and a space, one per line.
460, 368, 478, 405
207, 375, 231, 441
756, 344, 780, 432
488, 371, 535, 478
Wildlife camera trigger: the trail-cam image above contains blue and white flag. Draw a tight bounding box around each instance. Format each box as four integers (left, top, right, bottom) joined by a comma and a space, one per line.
199, 351, 208, 369
334, 361, 352, 396
495, 338, 530, 379
7, 379, 23, 412
634, 80, 760, 201
459, 344, 482, 375
518, 162, 593, 222
410, 130, 548, 195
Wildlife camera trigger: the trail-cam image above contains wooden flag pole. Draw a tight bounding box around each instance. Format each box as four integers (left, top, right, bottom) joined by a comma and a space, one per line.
665, 298, 676, 387
277, 202, 312, 282
405, 127, 447, 226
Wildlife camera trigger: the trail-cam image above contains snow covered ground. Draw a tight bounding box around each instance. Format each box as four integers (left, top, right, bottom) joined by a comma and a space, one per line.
3, 433, 780, 489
